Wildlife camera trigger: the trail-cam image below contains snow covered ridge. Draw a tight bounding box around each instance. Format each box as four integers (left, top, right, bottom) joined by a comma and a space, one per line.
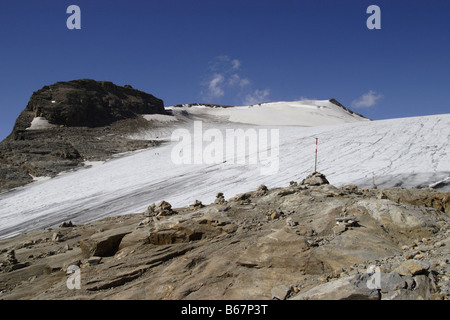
142, 114, 178, 122
171, 99, 370, 126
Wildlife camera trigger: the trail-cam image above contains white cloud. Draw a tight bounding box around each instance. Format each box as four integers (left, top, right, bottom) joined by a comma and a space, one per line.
228, 73, 250, 88
243, 89, 270, 106
201, 56, 268, 104
231, 59, 241, 70
207, 73, 225, 98
352, 90, 383, 108
296, 96, 317, 103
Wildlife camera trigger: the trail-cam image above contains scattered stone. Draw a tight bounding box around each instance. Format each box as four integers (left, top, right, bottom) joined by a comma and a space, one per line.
271, 285, 292, 300
87, 256, 102, 266
138, 217, 153, 227
342, 185, 359, 193
335, 216, 357, 223
434, 241, 445, 248
63, 260, 81, 272
332, 223, 347, 235
286, 217, 298, 227
20, 240, 34, 248
307, 239, 320, 247
233, 192, 252, 205
52, 232, 63, 242
395, 260, 430, 276
405, 253, 416, 260
267, 210, 283, 220
59, 221, 74, 228
377, 192, 388, 199
380, 272, 407, 292
413, 274, 434, 300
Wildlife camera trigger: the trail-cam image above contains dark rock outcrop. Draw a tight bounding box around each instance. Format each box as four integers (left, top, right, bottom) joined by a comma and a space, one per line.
329, 98, 370, 120
14, 79, 164, 130
0, 79, 166, 192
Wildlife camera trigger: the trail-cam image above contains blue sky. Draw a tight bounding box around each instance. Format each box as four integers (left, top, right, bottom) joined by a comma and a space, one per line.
1, 0, 449, 140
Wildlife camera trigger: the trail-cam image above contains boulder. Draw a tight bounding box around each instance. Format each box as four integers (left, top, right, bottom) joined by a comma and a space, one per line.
395, 260, 430, 276
291, 275, 380, 300
118, 230, 151, 250
52, 232, 63, 242
80, 227, 132, 258
271, 285, 292, 300
59, 221, 74, 228
381, 188, 450, 216
380, 272, 407, 292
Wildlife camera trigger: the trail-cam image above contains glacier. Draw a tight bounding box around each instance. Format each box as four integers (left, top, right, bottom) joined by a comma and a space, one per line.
0, 102, 449, 240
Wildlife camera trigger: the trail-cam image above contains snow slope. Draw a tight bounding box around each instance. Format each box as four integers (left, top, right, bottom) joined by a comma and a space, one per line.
174, 99, 369, 126
0, 104, 449, 239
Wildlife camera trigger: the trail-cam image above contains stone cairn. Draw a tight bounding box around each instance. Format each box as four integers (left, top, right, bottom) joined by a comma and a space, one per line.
190, 200, 204, 210
301, 172, 329, 186
6, 249, 18, 265
144, 200, 176, 217
214, 193, 226, 205
256, 184, 268, 197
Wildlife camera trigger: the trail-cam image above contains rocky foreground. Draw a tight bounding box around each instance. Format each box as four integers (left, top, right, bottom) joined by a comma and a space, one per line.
0, 173, 449, 300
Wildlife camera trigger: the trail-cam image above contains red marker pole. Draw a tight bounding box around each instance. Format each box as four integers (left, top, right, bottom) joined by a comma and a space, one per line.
314, 138, 318, 173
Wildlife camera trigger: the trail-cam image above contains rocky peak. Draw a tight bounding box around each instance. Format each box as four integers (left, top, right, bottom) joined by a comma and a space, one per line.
0, 79, 166, 192
17, 79, 165, 130
329, 98, 370, 120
